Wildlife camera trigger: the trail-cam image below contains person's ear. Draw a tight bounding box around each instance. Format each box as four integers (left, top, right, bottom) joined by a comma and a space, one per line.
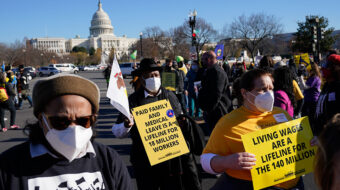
140, 76, 146, 86
241, 89, 247, 99
37, 113, 43, 127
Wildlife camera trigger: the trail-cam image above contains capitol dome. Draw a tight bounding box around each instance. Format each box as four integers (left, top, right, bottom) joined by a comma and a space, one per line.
89, 0, 114, 37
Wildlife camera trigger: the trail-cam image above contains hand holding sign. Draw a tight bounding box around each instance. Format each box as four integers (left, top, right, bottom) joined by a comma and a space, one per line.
211, 152, 256, 173
123, 115, 134, 128
227, 152, 257, 170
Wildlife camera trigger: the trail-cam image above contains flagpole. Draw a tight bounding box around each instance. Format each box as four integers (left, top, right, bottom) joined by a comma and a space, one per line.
134, 58, 137, 69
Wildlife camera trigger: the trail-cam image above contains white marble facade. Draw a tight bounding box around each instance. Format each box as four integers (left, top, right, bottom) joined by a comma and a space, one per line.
28, 0, 137, 58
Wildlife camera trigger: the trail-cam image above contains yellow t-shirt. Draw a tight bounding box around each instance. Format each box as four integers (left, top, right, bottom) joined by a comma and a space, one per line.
203, 106, 299, 189
292, 80, 304, 101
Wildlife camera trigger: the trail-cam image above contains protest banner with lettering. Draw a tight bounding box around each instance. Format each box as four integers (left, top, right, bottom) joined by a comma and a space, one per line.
131, 99, 189, 166
241, 117, 317, 190
161, 72, 176, 91
294, 55, 300, 67
294, 53, 311, 71
300, 53, 311, 71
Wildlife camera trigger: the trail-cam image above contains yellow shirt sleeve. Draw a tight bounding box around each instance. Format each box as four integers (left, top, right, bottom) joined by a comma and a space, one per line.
202, 118, 231, 156
292, 80, 304, 101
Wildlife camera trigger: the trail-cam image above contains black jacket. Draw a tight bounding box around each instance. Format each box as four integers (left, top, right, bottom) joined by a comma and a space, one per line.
198, 64, 231, 117
314, 81, 340, 135
17, 72, 30, 91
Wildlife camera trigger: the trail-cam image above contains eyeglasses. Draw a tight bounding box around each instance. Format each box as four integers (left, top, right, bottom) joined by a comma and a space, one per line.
45, 114, 96, 130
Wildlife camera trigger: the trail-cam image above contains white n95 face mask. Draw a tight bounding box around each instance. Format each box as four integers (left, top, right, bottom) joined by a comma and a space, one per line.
144, 77, 161, 93
247, 91, 274, 112
42, 114, 93, 162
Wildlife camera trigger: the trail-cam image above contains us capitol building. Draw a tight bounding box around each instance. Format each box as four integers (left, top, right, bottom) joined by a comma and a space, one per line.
27, 0, 138, 58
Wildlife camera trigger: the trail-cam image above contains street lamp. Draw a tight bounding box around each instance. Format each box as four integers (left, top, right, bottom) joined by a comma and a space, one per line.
189, 10, 197, 46
22, 49, 26, 67
189, 9, 198, 61
139, 32, 143, 58
40, 53, 44, 66
308, 17, 321, 63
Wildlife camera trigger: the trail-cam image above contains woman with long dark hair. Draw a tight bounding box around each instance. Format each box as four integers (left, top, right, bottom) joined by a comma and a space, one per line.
301, 63, 321, 132
258, 55, 274, 73
273, 66, 296, 117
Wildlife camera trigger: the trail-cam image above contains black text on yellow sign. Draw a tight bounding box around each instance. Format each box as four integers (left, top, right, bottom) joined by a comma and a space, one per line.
132, 99, 189, 166
241, 117, 317, 190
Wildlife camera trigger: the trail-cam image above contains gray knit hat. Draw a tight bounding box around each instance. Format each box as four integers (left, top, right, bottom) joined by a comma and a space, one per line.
32, 74, 100, 117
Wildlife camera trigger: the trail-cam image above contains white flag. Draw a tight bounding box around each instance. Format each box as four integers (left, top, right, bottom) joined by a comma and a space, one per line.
106, 56, 132, 122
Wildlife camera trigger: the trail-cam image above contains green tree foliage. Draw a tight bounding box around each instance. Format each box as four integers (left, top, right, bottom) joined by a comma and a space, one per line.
292, 16, 337, 53
89, 47, 96, 56
71, 46, 87, 53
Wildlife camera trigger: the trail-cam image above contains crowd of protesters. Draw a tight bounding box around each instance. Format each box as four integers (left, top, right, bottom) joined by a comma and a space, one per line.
0, 48, 340, 190
113, 51, 339, 190
0, 64, 32, 132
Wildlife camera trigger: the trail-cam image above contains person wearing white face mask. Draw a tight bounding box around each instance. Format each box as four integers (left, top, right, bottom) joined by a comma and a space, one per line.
0, 74, 133, 190
200, 69, 313, 190
112, 58, 201, 190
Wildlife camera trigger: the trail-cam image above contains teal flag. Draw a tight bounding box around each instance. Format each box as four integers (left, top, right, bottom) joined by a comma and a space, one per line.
130, 50, 137, 60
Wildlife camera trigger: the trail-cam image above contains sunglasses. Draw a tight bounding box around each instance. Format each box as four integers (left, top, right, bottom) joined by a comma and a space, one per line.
45, 114, 96, 130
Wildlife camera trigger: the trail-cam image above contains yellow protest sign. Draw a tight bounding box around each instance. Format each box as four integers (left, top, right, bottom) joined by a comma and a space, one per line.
300, 53, 311, 71
131, 99, 189, 166
241, 117, 316, 190
294, 55, 300, 67
162, 72, 176, 91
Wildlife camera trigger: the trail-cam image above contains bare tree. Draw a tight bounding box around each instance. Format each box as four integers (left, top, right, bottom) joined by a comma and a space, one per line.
143, 26, 174, 59
128, 26, 169, 60
165, 27, 190, 60
0, 43, 7, 63
229, 13, 283, 62
129, 19, 216, 61
143, 26, 166, 42
129, 38, 163, 60
0, 41, 25, 66
176, 18, 217, 61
